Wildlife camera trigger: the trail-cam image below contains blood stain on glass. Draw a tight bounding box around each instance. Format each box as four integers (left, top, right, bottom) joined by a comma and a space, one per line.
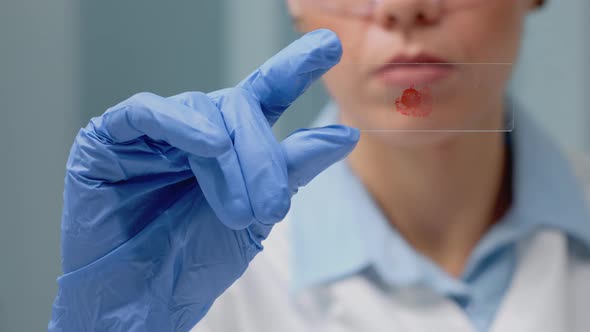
395, 85, 432, 118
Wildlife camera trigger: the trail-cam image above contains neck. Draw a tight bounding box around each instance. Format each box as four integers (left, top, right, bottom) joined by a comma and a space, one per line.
345, 119, 511, 277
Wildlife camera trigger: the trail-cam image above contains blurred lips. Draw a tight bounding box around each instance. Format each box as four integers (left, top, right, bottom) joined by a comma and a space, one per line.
374, 54, 456, 86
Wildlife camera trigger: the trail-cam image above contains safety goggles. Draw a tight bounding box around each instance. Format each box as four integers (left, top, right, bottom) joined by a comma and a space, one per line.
298, 0, 488, 18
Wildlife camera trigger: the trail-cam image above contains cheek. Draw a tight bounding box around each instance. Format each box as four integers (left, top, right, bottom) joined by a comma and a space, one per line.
298, 14, 378, 104
322, 65, 358, 106
453, 1, 528, 63
298, 14, 372, 103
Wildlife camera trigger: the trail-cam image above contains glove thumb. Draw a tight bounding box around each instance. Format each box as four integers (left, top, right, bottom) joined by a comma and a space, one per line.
281, 125, 360, 194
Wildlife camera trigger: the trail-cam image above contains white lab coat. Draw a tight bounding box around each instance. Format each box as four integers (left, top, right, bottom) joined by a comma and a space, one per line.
194, 154, 590, 332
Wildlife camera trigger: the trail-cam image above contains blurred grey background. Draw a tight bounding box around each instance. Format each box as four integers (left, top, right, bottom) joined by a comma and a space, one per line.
0, 0, 588, 331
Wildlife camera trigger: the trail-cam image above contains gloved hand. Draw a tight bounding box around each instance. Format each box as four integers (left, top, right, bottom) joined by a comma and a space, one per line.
47, 29, 359, 332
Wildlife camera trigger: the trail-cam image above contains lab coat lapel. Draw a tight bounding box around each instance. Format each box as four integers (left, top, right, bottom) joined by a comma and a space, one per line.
319, 276, 476, 332
490, 231, 568, 332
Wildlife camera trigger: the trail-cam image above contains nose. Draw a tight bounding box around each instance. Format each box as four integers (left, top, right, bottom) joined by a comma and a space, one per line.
373, 0, 442, 30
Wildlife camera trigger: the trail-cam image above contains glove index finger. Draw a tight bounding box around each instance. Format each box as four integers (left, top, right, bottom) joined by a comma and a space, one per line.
237, 29, 342, 126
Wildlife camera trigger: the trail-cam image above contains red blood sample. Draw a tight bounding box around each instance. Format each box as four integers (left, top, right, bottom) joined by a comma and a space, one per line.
400, 87, 421, 108
395, 85, 433, 118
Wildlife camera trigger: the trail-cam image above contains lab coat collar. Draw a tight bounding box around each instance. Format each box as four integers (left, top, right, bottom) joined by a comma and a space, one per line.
507, 105, 590, 245
288, 102, 376, 294
289, 101, 590, 295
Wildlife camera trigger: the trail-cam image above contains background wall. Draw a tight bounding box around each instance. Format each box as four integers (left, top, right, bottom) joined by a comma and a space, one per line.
510, 0, 590, 151
79, 0, 226, 119
0, 1, 587, 331
0, 1, 79, 331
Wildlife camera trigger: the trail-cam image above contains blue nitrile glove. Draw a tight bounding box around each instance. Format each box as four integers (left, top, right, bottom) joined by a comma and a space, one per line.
48, 29, 359, 332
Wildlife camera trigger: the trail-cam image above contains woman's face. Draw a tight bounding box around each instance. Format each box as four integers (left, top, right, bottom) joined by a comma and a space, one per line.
289, 0, 539, 142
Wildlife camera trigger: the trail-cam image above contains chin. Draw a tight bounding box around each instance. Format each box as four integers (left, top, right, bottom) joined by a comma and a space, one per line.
340, 102, 501, 147
368, 130, 467, 148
